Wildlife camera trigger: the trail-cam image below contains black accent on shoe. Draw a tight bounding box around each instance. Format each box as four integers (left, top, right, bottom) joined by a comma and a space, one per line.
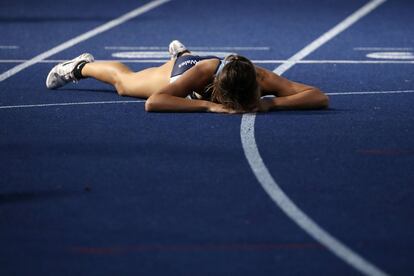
177, 50, 191, 58
73, 61, 88, 80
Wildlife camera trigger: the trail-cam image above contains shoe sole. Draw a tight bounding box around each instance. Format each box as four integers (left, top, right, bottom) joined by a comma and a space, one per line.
45, 64, 60, 89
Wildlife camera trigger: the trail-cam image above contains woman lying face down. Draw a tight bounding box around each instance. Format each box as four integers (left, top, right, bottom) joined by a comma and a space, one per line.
46, 40, 329, 113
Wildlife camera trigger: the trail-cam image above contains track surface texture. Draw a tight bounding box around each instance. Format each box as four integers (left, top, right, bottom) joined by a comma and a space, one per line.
0, 0, 413, 275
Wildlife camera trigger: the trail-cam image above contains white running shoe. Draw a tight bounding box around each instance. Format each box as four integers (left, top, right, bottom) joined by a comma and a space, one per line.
168, 40, 188, 60
46, 53, 94, 89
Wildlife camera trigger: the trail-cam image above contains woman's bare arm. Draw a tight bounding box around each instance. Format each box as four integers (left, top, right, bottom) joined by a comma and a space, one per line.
145, 60, 231, 113
255, 66, 329, 111
145, 93, 212, 112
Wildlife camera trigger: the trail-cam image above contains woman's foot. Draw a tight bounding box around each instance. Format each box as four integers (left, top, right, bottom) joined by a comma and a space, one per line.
168, 40, 189, 59
46, 53, 94, 89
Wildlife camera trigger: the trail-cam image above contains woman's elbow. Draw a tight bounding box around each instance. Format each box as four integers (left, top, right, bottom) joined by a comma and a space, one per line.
145, 95, 157, 112
313, 88, 329, 109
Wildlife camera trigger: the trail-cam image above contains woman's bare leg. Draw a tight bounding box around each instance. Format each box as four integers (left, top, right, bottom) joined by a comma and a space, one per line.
81, 60, 174, 98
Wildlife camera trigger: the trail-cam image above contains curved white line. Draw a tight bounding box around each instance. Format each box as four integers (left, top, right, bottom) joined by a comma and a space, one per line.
240, 1, 389, 276
241, 116, 387, 276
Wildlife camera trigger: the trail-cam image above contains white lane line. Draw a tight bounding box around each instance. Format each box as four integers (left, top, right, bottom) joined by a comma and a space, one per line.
104, 46, 270, 51
0, 0, 170, 83
354, 47, 413, 51
111, 51, 235, 58
240, 1, 389, 276
1, 89, 411, 110
1, 59, 414, 64
274, 0, 387, 75
326, 89, 414, 95
0, 45, 19, 49
366, 51, 414, 60
0, 59, 175, 63
255, 60, 414, 64
0, 100, 145, 110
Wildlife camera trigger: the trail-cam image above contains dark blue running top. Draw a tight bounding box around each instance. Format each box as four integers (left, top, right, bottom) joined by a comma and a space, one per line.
170, 55, 223, 100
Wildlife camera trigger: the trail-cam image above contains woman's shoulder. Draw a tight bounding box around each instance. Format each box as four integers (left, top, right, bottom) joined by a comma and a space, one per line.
194, 58, 221, 76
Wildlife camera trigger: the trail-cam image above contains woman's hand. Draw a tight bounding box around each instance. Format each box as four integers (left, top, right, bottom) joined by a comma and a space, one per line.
209, 101, 272, 114
208, 102, 238, 114
258, 98, 274, 112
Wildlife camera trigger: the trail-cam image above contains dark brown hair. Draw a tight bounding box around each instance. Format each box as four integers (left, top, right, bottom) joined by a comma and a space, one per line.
211, 55, 259, 111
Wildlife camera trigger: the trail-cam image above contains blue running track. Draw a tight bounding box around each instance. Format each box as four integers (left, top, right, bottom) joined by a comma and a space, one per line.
1, 0, 413, 275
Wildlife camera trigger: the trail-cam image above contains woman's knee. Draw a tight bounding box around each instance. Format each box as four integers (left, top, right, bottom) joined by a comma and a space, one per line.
105, 63, 129, 95
113, 72, 131, 96
115, 81, 127, 96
